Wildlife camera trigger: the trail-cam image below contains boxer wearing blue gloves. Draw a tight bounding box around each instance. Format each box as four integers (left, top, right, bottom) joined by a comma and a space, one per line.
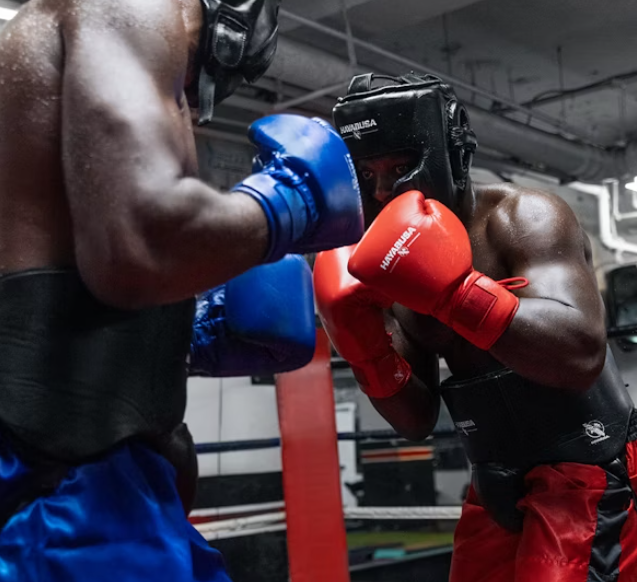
0, 0, 363, 580
191, 254, 317, 378
235, 115, 363, 262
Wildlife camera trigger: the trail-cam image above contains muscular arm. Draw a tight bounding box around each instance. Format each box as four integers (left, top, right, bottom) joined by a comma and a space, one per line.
489, 189, 606, 389
367, 312, 441, 441
61, 0, 269, 308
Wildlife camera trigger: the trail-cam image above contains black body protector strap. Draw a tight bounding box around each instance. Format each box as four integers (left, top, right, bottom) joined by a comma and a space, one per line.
441, 347, 634, 531
332, 73, 477, 201
196, 0, 281, 125
0, 270, 195, 463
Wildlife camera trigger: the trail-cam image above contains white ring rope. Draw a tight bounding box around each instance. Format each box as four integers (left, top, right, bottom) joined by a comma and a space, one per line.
345, 506, 462, 520
190, 501, 285, 519
195, 511, 286, 535
192, 505, 462, 540
199, 523, 288, 542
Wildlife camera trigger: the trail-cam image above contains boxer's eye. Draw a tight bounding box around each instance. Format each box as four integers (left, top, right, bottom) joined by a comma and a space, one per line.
360, 169, 374, 181
395, 165, 410, 176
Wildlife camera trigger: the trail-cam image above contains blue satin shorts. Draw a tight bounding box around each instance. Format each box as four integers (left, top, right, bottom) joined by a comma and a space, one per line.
0, 437, 232, 582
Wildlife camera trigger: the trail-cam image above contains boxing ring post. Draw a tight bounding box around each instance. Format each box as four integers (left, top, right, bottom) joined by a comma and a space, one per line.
275, 328, 350, 582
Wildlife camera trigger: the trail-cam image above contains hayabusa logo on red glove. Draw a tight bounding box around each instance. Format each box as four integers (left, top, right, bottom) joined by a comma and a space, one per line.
380, 227, 418, 271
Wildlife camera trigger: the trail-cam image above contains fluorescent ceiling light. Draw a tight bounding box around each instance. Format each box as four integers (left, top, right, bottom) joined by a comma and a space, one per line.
0, 7, 17, 21
625, 178, 637, 193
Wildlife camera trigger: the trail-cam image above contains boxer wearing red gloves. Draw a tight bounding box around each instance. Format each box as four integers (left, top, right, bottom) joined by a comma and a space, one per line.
315, 73, 637, 582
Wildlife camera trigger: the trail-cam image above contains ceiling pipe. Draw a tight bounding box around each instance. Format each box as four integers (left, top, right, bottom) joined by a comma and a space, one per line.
609, 179, 637, 222
516, 72, 637, 112
279, 0, 378, 33
569, 181, 637, 259
271, 81, 350, 111
464, 106, 617, 182
265, 38, 364, 95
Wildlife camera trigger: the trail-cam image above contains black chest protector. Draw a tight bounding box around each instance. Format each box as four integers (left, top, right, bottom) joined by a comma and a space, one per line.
441, 348, 635, 531
441, 348, 633, 467
0, 269, 195, 463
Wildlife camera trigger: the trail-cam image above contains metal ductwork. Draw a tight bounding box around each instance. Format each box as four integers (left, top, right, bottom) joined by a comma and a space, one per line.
265, 38, 636, 182
265, 39, 366, 94
464, 106, 621, 182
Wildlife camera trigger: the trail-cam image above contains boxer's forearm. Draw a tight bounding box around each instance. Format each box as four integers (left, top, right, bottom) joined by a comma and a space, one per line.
368, 376, 440, 442
490, 297, 606, 390
77, 177, 270, 308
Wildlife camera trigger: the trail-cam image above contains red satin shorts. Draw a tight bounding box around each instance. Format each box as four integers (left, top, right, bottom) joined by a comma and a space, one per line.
450, 441, 637, 582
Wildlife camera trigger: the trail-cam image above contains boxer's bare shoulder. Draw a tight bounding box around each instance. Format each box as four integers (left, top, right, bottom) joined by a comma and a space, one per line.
60, 0, 190, 84
474, 182, 591, 264
0, 0, 195, 273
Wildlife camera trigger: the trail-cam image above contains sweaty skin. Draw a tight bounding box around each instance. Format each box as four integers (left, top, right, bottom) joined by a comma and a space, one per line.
0, 0, 269, 308
355, 153, 606, 440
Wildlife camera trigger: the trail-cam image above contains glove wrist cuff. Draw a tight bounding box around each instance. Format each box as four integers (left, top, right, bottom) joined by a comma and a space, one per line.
439, 271, 520, 350
233, 173, 307, 263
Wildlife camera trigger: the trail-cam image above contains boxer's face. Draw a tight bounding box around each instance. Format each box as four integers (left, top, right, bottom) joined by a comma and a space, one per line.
356, 151, 419, 229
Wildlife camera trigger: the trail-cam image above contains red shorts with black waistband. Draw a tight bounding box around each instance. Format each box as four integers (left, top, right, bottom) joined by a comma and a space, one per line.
450, 440, 637, 582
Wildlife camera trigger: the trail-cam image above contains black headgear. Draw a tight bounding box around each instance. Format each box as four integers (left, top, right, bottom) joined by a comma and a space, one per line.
196, 0, 281, 126
332, 73, 477, 203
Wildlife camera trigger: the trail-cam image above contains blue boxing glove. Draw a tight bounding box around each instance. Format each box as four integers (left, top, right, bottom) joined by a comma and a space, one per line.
233, 114, 364, 263
190, 254, 316, 377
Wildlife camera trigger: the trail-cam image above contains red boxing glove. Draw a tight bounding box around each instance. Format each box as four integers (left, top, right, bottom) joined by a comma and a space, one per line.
313, 245, 412, 398
348, 191, 524, 351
